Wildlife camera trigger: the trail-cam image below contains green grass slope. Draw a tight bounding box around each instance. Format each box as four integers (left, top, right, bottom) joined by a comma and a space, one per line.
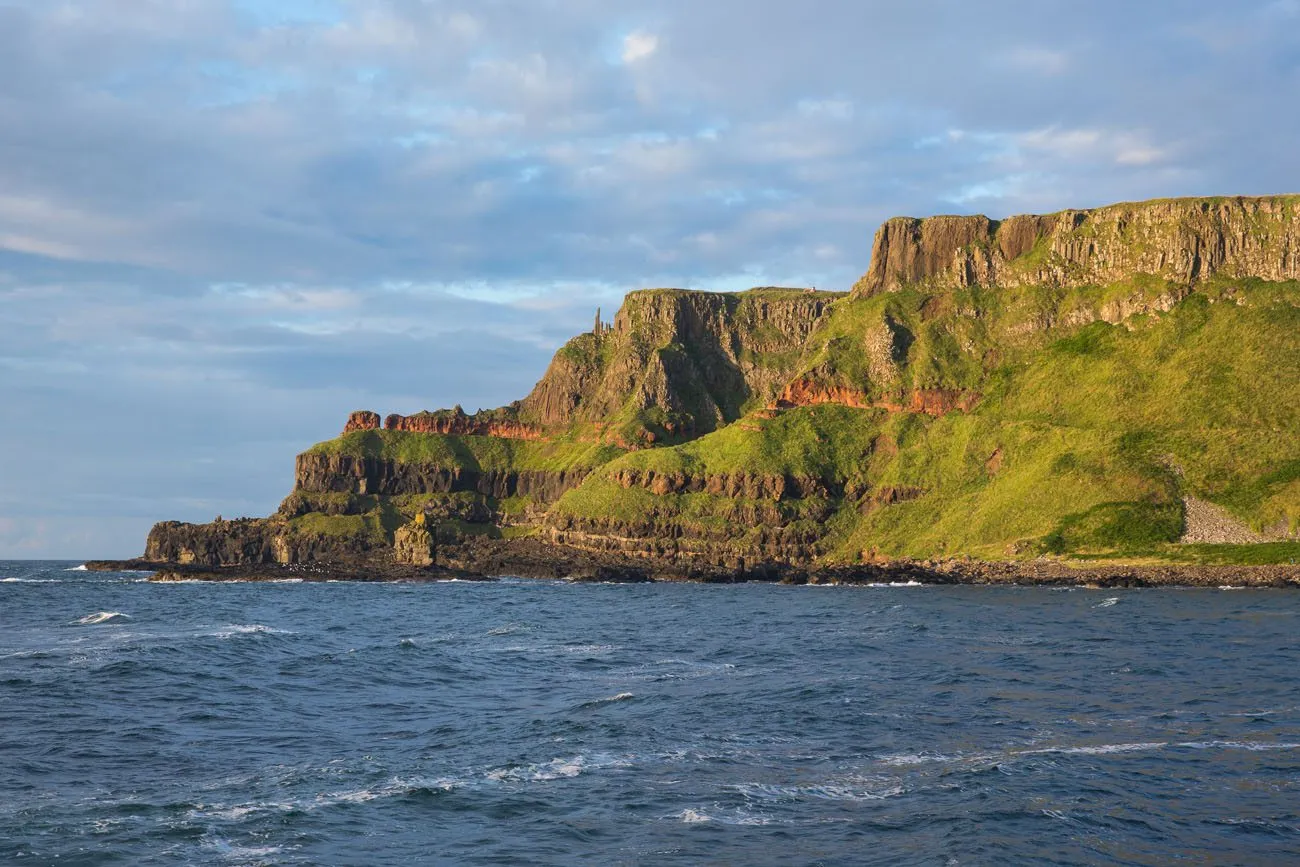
552, 277, 1300, 564
305, 429, 624, 473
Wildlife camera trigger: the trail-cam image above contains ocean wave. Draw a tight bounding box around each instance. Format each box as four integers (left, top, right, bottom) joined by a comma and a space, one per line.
66, 564, 88, 572
735, 780, 907, 803
2, 577, 59, 583
620, 660, 739, 682
672, 807, 773, 826
877, 752, 963, 767
190, 776, 461, 821
486, 753, 631, 783
1025, 741, 1166, 757
316, 777, 458, 806
1094, 597, 1120, 608
487, 757, 587, 783
578, 692, 635, 709
1177, 740, 1300, 752
205, 837, 287, 861
495, 642, 619, 656
879, 738, 1300, 772
74, 611, 131, 625
210, 625, 294, 639
677, 808, 713, 823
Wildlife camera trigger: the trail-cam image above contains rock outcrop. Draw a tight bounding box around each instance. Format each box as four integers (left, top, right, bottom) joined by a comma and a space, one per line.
383, 408, 543, 440
518, 288, 843, 440
854, 196, 1300, 295
293, 452, 589, 501
773, 381, 981, 416
392, 514, 436, 566
343, 410, 382, 433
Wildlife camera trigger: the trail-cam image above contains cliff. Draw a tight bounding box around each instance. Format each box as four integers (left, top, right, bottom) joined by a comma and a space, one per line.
517, 287, 841, 444
854, 196, 1300, 295
141, 195, 1300, 575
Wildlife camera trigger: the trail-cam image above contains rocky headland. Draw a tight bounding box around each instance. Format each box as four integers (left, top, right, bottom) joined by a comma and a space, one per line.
125, 195, 1300, 585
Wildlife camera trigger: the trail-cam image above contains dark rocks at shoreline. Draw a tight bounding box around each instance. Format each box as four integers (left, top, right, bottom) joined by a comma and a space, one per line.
83, 559, 492, 583
84, 540, 1300, 587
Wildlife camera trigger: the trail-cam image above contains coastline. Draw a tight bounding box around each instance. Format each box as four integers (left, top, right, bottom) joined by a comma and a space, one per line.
85, 538, 1300, 588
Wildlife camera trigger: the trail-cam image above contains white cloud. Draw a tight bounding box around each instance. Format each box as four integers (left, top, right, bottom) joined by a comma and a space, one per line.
621, 30, 658, 63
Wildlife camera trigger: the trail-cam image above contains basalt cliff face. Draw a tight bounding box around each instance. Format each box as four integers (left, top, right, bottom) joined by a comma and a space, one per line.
517, 288, 841, 444
855, 196, 1300, 295
142, 196, 1300, 576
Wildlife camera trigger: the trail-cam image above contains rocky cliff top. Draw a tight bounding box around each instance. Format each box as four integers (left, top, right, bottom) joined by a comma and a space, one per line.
853, 195, 1300, 296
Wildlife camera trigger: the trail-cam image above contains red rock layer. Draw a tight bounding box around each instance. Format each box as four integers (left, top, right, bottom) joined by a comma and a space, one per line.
343, 410, 382, 433
774, 380, 980, 416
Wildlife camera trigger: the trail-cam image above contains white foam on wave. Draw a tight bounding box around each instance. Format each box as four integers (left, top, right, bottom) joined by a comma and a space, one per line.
67, 564, 89, 571
210, 624, 294, 639
646, 659, 737, 679
486, 753, 631, 783
580, 692, 635, 708
1094, 597, 1120, 608
486, 623, 528, 636
206, 838, 286, 861
672, 807, 772, 826
192, 775, 461, 820
74, 611, 131, 625
877, 752, 963, 767
736, 779, 906, 803
494, 642, 618, 656
317, 776, 458, 806
864, 580, 925, 588
487, 756, 587, 782
2, 577, 59, 583
880, 738, 1300, 772
1177, 740, 1300, 752
1025, 741, 1166, 757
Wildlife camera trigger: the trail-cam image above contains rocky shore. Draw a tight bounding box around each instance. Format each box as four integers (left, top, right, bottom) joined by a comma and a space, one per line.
86, 539, 1300, 588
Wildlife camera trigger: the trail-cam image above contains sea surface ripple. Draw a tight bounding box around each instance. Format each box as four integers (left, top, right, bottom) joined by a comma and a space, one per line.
3, 561, 1300, 865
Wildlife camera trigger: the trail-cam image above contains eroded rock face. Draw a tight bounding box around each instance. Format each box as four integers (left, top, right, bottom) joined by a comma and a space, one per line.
384, 409, 544, 440
518, 288, 843, 435
608, 468, 837, 499
294, 453, 589, 501
144, 517, 385, 566
343, 410, 382, 433
774, 381, 981, 416
393, 515, 436, 566
145, 518, 278, 566
854, 196, 1300, 295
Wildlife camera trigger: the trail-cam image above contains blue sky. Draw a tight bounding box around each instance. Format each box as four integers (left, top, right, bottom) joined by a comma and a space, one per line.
1, 0, 1297, 557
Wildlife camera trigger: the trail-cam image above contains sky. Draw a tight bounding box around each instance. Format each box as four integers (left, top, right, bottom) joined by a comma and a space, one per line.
1, 0, 1298, 558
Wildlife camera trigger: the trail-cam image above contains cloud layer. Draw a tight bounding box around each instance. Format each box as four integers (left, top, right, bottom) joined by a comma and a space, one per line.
1, 0, 1297, 556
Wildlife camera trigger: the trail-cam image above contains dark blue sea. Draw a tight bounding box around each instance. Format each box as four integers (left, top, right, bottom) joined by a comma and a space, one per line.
3, 561, 1300, 865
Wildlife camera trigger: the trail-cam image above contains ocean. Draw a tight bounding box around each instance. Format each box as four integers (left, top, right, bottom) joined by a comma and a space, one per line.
2, 561, 1299, 865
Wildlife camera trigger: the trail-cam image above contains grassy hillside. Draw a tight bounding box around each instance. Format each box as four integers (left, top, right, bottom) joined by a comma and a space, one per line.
552, 276, 1300, 564
305, 429, 624, 473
